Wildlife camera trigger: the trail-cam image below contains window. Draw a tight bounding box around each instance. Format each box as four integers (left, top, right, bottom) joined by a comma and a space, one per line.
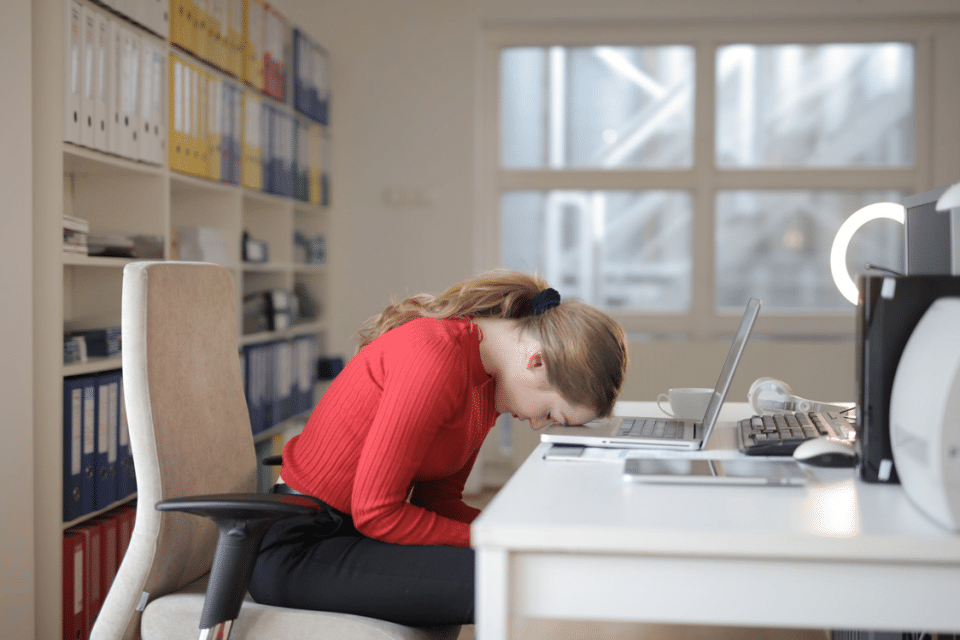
501, 46, 695, 169
484, 21, 953, 338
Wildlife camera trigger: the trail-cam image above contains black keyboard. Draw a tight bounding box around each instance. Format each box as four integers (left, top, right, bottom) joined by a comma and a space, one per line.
738, 411, 852, 456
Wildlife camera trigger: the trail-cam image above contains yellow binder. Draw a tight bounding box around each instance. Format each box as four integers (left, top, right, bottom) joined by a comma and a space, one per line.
171, 0, 200, 55
208, 0, 227, 73
241, 90, 263, 190
185, 0, 200, 55
195, 0, 210, 63
308, 123, 321, 206
170, 0, 185, 51
226, 0, 244, 78
194, 62, 209, 178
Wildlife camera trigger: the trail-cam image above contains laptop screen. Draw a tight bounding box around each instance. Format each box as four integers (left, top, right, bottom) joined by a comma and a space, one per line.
698, 298, 761, 442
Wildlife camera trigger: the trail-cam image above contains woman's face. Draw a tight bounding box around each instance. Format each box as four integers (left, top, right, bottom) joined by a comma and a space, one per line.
494, 352, 597, 430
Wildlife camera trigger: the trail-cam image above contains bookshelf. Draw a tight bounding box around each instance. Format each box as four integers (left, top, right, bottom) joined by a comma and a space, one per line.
34, 1, 331, 638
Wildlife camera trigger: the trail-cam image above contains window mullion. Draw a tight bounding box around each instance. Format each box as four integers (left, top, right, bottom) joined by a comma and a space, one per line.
692, 38, 717, 340
497, 169, 697, 191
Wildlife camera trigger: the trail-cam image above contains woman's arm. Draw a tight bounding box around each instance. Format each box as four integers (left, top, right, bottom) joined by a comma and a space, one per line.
409, 448, 482, 524
350, 335, 475, 547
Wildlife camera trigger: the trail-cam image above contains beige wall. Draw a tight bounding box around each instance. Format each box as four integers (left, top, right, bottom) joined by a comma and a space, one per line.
0, 0, 34, 636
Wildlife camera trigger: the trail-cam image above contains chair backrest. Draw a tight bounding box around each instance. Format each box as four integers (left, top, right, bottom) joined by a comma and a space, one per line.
93, 262, 258, 640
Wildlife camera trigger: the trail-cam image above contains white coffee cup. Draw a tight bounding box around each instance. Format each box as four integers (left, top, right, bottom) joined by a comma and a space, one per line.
656, 387, 714, 421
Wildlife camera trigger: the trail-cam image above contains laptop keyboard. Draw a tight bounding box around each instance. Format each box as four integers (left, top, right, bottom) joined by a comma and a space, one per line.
617, 418, 688, 439
738, 411, 852, 456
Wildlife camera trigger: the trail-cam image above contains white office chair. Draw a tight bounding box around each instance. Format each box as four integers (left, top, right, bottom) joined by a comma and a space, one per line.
91, 261, 460, 640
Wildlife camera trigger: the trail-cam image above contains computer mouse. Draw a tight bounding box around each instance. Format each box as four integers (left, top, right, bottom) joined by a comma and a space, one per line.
793, 437, 859, 468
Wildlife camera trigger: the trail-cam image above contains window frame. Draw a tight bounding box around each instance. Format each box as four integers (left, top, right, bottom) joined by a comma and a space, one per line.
478, 18, 960, 339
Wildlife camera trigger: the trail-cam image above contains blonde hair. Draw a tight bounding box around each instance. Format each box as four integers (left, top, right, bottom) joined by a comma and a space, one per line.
357, 270, 628, 417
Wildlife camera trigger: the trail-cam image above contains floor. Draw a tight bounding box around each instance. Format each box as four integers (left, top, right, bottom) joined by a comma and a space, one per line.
459, 489, 829, 640
457, 621, 829, 640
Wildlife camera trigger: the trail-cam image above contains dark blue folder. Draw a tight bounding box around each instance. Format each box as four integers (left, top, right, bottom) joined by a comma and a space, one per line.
94, 373, 120, 511
81, 379, 97, 517
63, 377, 85, 522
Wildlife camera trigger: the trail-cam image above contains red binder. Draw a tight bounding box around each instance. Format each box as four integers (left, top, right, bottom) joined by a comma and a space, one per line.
262, 5, 285, 101
89, 516, 119, 603
68, 522, 102, 626
62, 530, 88, 640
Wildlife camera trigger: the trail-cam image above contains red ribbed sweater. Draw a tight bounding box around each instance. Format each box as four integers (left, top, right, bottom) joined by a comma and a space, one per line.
281, 317, 498, 547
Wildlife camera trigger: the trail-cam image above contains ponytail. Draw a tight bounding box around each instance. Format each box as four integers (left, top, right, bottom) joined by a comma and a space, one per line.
356, 270, 549, 350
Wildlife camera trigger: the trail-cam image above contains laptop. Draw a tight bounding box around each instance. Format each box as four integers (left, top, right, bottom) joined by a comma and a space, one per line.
540, 297, 761, 450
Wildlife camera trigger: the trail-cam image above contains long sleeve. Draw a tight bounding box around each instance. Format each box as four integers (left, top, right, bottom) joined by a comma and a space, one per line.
409, 447, 483, 524
350, 335, 474, 545
281, 317, 497, 547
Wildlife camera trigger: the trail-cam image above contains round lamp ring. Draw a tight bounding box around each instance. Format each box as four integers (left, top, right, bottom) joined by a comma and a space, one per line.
830, 202, 905, 305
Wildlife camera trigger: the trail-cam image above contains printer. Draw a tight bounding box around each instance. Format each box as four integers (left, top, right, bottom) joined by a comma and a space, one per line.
856, 184, 960, 483
857, 274, 960, 483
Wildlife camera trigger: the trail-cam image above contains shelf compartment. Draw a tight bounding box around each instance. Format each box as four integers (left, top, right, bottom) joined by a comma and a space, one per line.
64, 151, 168, 240
62, 356, 124, 377
63, 265, 124, 330
243, 197, 295, 265
170, 175, 243, 266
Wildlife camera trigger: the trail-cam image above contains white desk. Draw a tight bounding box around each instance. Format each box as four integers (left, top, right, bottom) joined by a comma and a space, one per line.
471, 402, 960, 640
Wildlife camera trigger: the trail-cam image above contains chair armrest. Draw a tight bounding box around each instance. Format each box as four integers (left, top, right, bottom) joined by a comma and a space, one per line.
156, 492, 320, 630
156, 492, 317, 519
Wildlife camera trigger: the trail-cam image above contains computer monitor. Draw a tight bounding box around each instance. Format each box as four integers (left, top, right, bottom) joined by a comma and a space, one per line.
903, 185, 958, 275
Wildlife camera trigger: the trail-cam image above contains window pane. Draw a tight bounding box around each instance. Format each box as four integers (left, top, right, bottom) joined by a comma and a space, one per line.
501, 46, 695, 169
716, 43, 914, 168
715, 190, 906, 312
502, 190, 692, 311
501, 48, 547, 168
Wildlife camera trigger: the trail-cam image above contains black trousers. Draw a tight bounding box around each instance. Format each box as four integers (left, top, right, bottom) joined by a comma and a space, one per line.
248, 488, 475, 627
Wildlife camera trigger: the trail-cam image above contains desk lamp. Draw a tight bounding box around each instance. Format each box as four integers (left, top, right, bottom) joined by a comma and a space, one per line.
829, 202, 905, 304
937, 181, 960, 211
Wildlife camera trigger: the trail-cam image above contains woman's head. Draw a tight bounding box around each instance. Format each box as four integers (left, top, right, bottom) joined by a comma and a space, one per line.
358, 269, 628, 418
514, 298, 627, 419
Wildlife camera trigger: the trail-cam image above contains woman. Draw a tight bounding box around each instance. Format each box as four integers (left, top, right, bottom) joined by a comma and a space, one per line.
249, 270, 628, 626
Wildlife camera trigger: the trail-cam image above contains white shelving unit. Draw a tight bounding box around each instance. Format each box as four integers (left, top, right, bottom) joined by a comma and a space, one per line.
33, 2, 331, 638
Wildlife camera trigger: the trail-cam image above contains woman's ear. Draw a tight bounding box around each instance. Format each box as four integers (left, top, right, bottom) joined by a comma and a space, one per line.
526, 351, 544, 371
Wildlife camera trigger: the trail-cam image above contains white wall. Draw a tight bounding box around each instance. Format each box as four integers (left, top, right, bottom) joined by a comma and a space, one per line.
0, 0, 35, 636
266, 0, 960, 406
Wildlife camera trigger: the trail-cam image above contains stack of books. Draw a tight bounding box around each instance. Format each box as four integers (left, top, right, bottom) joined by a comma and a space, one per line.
64, 327, 122, 365
63, 215, 89, 255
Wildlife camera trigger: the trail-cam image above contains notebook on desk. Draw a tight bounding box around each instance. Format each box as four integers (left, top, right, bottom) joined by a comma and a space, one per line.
540, 298, 761, 450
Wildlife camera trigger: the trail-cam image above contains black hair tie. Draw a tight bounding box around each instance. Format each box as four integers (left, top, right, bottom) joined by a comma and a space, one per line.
530, 288, 561, 316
